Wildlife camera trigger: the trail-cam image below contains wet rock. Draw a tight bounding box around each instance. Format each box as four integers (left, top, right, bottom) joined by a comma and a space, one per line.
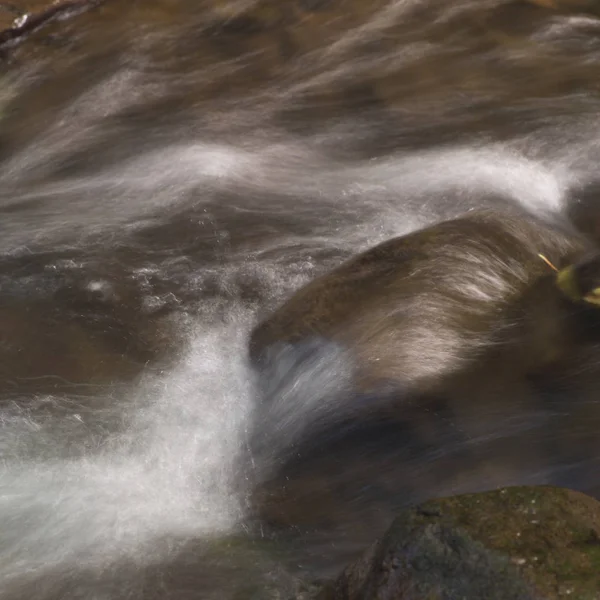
0, 0, 109, 54
248, 209, 587, 398
324, 486, 600, 600
0, 1, 55, 31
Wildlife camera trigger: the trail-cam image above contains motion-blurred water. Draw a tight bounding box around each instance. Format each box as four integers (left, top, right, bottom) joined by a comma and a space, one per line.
2, 0, 600, 597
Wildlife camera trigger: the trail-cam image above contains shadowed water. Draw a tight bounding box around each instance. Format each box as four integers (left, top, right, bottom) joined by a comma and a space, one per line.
3, 0, 600, 597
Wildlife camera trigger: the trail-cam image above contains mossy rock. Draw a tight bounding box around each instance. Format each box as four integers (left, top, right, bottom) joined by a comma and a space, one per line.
325, 486, 600, 599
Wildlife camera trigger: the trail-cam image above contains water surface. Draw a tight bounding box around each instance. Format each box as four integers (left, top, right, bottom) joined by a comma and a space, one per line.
2, 0, 600, 597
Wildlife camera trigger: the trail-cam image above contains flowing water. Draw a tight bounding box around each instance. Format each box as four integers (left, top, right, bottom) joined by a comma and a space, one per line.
3, 0, 600, 597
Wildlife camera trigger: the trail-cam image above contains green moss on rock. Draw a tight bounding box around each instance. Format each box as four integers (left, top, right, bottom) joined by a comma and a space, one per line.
326, 486, 600, 599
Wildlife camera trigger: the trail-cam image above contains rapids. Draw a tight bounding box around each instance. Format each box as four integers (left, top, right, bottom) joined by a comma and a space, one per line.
2, 0, 600, 597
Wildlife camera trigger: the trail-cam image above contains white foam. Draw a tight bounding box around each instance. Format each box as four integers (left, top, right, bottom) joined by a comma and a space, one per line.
0, 311, 254, 585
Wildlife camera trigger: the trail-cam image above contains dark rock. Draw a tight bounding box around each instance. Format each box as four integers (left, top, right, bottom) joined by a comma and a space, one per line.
325, 486, 600, 599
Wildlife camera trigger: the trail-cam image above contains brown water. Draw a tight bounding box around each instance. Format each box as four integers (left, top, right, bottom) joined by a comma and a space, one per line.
3, 0, 600, 598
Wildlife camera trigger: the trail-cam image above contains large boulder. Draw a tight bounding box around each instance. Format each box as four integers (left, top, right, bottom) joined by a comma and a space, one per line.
324, 486, 600, 600
249, 209, 589, 399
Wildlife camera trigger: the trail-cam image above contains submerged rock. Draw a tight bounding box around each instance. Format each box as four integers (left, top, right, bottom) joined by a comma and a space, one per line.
325, 486, 600, 600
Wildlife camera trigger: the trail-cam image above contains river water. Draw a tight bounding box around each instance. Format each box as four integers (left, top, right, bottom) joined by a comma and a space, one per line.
2, 0, 600, 598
